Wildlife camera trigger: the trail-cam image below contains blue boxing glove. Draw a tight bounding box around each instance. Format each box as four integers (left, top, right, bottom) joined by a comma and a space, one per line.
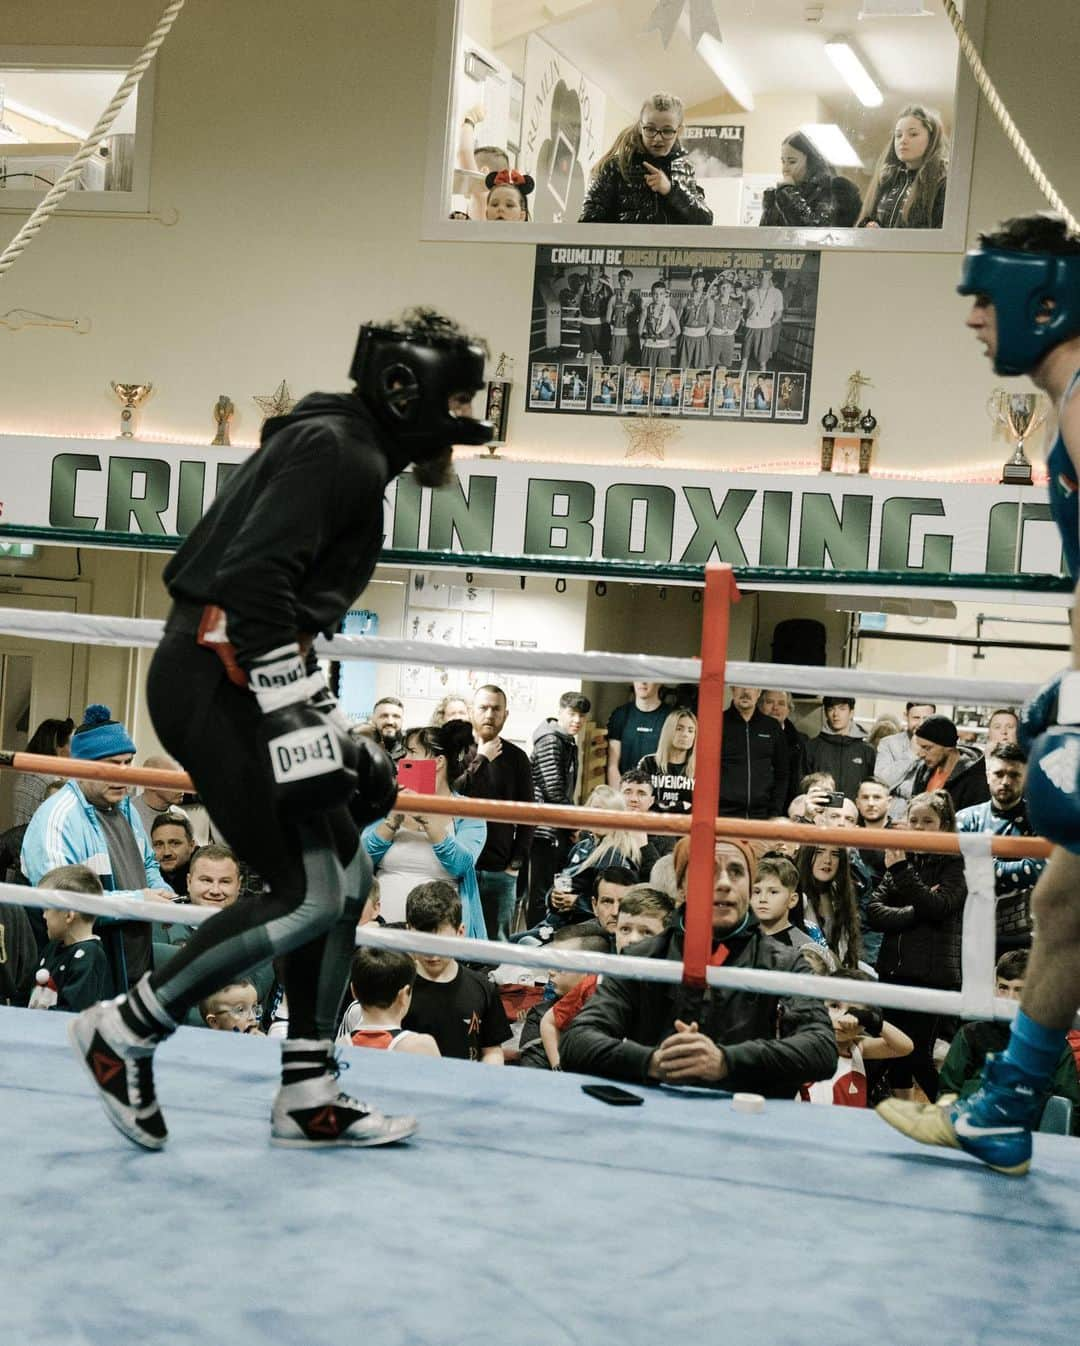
1025, 726, 1080, 854
1019, 670, 1066, 756
248, 644, 357, 818
1024, 671, 1080, 854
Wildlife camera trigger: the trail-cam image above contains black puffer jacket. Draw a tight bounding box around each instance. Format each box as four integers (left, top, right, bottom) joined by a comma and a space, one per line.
866, 852, 967, 989
560, 922, 836, 1095
759, 175, 861, 227
861, 168, 946, 229
579, 147, 712, 225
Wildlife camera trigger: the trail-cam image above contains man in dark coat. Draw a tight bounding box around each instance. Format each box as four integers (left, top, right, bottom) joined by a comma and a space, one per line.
908, 715, 990, 813
561, 840, 836, 1095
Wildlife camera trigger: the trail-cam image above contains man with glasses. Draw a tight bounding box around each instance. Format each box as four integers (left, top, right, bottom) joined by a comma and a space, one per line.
579, 92, 712, 226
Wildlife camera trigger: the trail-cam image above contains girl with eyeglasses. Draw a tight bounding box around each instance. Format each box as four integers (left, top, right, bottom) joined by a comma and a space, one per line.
579, 92, 712, 226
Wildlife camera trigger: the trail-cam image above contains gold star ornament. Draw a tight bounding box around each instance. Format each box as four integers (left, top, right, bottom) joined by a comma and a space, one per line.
253, 380, 295, 420
620, 409, 681, 462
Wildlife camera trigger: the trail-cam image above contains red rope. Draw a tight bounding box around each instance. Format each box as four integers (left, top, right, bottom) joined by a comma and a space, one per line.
0, 750, 1051, 859
682, 564, 740, 987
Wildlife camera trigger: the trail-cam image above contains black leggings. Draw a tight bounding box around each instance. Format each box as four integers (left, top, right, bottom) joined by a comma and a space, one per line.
883, 1003, 942, 1101
145, 628, 368, 1040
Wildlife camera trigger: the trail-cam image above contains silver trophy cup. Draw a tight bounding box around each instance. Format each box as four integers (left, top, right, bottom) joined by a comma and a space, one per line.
988, 391, 1047, 486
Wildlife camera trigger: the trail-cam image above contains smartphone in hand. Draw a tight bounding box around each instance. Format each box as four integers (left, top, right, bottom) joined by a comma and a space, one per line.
397, 757, 437, 793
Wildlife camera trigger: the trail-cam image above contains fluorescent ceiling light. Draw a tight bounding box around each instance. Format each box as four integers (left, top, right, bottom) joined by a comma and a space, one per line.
800, 122, 863, 168
859, 1, 932, 16
824, 40, 883, 108
696, 32, 754, 112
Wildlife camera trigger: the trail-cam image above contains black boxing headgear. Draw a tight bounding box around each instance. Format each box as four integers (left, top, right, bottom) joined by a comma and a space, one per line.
349, 314, 493, 460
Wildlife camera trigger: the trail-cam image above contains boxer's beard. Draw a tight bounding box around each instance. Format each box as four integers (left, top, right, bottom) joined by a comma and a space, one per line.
412, 448, 455, 488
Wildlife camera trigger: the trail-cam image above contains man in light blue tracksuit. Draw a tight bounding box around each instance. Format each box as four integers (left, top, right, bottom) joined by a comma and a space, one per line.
22, 704, 172, 989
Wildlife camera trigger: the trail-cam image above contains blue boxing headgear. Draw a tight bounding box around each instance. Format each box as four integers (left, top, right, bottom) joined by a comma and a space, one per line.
350, 316, 492, 459
958, 247, 1080, 376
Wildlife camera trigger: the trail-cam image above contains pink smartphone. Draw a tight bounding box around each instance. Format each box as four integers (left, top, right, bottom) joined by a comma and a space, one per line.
397, 757, 436, 794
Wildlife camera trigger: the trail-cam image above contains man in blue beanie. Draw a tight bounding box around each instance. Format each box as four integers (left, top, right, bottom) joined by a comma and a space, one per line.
22, 704, 174, 988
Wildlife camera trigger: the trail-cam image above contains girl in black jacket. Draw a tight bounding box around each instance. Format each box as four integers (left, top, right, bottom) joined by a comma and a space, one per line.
867, 790, 967, 1100
758, 131, 861, 228
579, 92, 712, 226
858, 104, 949, 230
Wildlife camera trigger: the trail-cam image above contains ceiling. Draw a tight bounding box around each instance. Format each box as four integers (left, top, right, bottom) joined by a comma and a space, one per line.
492, 0, 964, 153
0, 70, 137, 139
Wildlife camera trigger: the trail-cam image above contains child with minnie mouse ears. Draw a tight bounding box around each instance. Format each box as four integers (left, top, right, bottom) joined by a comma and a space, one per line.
485, 169, 534, 221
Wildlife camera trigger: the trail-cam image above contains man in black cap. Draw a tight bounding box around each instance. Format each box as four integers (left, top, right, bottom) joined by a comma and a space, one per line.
804, 697, 875, 802
908, 714, 990, 813
69, 307, 494, 1153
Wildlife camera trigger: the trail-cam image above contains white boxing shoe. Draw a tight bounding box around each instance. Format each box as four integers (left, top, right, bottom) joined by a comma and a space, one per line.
270, 1040, 417, 1149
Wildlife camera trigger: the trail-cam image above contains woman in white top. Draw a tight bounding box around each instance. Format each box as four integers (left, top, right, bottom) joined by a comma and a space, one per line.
361, 724, 486, 936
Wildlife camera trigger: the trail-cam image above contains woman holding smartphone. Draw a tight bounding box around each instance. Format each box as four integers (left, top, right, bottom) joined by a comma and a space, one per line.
361, 725, 486, 935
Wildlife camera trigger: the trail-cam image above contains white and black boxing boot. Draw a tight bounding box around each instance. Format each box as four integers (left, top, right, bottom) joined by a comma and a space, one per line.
68, 974, 177, 1150
270, 1039, 417, 1148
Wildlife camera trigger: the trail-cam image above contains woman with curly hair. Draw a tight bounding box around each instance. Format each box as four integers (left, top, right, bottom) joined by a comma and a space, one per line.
858, 105, 949, 230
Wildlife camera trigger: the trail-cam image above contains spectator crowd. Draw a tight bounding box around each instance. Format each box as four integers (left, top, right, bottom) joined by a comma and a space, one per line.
1, 684, 1076, 1132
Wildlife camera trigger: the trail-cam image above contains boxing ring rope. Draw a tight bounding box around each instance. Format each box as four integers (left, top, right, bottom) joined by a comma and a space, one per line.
0, 747, 1052, 863
0, 607, 1047, 706
0, 560, 1064, 1027
942, 0, 1079, 232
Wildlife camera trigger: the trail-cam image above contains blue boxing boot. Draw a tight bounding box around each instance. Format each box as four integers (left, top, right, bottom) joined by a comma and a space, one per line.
877, 1053, 1050, 1176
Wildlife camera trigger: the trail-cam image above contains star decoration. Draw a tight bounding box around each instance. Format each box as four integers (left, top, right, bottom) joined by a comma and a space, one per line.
645, 0, 721, 49
253, 380, 295, 420
620, 409, 681, 462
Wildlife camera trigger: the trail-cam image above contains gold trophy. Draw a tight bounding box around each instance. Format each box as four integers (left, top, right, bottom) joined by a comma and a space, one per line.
212, 393, 235, 446
989, 390, 1047, 486
110, 381, 153, 439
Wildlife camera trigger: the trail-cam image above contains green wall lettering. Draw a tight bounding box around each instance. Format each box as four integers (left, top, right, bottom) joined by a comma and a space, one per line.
523, 478, 595, 556
176, 460, 206, 536
601, 484, 675, 562
879, 497, 953, 572
798, 492, 872, 569
215, 462, 241, 497
104, 457, 171, 534
985, 500, 1057, 574
427, 474, 496, 552
679, 486, 752, 565
759, 491, 792, 567
391, 473, 422, 549
48, 453, 101, 529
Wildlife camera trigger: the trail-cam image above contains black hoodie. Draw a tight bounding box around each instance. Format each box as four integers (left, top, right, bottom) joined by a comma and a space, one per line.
163, 392, 408, 668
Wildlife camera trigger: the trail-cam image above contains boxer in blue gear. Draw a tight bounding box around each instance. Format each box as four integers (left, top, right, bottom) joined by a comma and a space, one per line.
878, 215, 1080, 1174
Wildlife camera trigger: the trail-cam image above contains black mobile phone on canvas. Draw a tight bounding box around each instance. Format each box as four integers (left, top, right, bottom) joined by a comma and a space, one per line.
582, 1084, 644, 1107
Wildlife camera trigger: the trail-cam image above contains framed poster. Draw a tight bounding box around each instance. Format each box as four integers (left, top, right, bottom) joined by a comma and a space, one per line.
527, 243, 820, 425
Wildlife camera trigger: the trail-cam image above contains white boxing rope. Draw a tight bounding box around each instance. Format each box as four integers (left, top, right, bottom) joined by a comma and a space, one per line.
957, 831, 1000, 1022
7, 879, 1064, 1026
0, 608, 1047, 704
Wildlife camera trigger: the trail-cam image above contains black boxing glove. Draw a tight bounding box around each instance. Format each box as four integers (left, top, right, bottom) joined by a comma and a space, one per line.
349, 737, 400, 827
248, 644, 357, 818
